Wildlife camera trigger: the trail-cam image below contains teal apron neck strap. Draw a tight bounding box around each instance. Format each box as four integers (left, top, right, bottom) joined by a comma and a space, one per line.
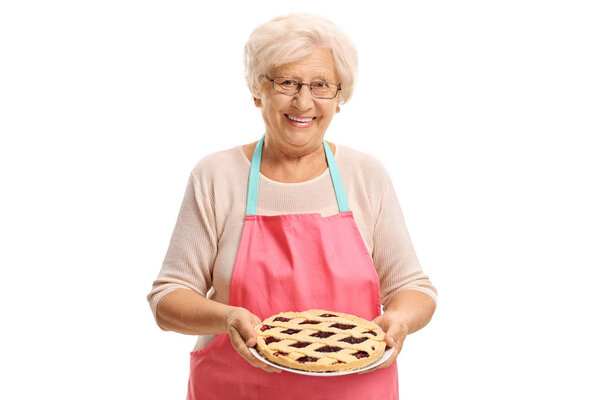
246, 134, 350, 216
245, 135, 264, 215
324, 137, 351, 213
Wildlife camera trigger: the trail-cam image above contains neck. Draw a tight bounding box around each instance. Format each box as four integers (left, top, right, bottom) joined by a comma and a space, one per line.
243, 136, 336, 183
261, 137, 328, 183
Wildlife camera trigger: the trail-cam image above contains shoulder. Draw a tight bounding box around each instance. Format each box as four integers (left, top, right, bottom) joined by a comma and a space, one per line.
336, 144, 392, 187
189, 145, 247, 182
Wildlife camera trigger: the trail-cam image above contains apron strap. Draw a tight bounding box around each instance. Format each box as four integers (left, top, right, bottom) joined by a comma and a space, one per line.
246, 135, 350, 215
324, 137, 351, 213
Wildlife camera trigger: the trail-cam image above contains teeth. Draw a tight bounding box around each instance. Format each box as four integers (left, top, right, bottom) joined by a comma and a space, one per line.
287, 114, 313, 123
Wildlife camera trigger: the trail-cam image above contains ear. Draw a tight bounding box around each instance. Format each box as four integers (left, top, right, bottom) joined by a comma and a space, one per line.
253, 97, 262, 108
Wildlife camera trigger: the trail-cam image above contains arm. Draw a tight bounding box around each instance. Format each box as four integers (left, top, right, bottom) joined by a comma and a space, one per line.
380, 289, 436, 336
147, 170, 216, 323
358, 290, 436, 374
156, 288, 234, 335
156, 288, 281, 373
359, 166, 438, 373
148, 167, 281, 373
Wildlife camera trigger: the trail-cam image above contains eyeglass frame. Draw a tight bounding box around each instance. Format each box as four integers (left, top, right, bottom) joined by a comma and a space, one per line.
262, 75, 342, 99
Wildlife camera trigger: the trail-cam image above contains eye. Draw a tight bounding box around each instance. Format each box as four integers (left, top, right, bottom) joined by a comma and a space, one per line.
281, 79, 298, 87
312, 81, 328, 88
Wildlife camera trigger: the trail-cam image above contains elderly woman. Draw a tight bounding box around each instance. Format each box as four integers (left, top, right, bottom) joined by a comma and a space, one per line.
148, 13, 437, 399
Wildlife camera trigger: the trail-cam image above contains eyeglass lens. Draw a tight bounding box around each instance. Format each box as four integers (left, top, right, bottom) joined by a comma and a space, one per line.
272, 78, 338, 98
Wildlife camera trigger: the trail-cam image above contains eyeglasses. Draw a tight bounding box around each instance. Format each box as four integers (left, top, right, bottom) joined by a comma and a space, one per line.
266, 76, 341, 99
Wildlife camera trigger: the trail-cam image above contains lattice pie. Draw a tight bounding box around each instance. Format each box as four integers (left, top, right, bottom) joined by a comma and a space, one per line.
255, 309, 386, 373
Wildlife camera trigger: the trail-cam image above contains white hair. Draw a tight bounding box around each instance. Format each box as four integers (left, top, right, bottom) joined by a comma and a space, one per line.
244, 13, 359, 104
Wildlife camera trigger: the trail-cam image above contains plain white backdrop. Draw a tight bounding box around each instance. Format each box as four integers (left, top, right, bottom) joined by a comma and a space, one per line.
1, 1, 599, 399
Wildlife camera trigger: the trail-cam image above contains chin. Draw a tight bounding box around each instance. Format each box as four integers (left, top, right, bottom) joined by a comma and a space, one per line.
284, 131, 322, 146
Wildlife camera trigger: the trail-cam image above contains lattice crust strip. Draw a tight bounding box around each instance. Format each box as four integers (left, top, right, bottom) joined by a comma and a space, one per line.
255, 309, 387, 373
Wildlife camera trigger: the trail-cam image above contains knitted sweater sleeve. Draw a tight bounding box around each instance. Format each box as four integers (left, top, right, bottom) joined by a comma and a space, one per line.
373, 173, 438, 310
146, 166, 217, 321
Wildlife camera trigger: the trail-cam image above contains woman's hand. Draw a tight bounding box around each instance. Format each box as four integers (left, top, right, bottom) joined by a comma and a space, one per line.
225, 307, 282, 373
357, 311, 408, 374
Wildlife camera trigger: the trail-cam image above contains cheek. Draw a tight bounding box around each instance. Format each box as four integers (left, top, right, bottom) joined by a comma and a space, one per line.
320, 105, 338, 121
263, 98, 286, 119
261, 99, 278, 120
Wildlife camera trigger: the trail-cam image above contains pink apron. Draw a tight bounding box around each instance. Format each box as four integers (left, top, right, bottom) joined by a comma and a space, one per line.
187, 136, 399, 399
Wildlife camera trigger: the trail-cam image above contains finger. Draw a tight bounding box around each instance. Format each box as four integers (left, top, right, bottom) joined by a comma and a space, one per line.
239, 320, 282, 372
244, 318, 283, 373
230, 329, 259, 365
384, 320, 408, 349
230, 329, 281, 373
372, 316, 394, 349
372, 315, 383, 327
386, 331, 397, 348
239, 318, 261, 348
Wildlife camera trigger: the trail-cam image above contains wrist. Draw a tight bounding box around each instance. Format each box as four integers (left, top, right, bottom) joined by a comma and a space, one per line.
222, 305, 239, 333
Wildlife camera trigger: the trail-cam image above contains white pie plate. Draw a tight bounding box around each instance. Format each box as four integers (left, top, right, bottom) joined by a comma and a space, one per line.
249, 346, 393, 376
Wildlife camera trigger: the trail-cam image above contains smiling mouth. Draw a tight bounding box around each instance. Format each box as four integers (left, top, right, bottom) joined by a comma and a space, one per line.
284, 114, 317, 128
285, 114, 317, 123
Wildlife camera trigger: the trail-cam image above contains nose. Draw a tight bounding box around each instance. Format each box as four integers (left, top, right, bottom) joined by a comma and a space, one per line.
292, 84, 314, 111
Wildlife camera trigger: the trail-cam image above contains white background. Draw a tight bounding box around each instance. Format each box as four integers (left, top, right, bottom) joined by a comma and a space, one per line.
1, 1, 599, 399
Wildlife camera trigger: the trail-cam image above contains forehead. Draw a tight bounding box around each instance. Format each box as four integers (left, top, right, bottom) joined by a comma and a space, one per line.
271, 48, 337, 80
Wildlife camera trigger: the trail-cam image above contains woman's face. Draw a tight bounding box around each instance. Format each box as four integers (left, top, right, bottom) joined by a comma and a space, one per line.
257, 47, 341, 155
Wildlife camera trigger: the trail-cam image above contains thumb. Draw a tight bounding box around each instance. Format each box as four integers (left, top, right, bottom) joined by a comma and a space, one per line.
379, 321, 398, 348
386, 333, 396, 348
372, 315, 383, 326
372, 315, 391, 344
372, 316, 394, 348
385, 323, 406, 350
241, 317, 260, 347
243, 328, 257, 348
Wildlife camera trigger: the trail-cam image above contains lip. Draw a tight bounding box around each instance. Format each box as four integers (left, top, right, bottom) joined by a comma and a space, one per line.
286, 114, 316, 119
284, 113, 317, 128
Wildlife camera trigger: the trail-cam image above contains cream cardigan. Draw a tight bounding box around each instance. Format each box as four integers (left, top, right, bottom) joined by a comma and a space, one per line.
148, 143, 437, 350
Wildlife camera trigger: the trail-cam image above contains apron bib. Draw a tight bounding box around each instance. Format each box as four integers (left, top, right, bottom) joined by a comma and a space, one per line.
187, 136, 399, 399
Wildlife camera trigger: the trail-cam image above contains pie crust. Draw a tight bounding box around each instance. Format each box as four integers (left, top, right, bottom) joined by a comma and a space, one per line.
254, 309, 386, 373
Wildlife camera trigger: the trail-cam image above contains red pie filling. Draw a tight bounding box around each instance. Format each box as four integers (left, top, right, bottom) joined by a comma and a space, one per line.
315, 346, 343, 353
274, 352, 288, 357
310, 331, 335, 339
281, 329, 302, 335
299, 320, 320, 325
362, 330, 376, 336
353, 351, 369, 359
319, 314, 338, 317
297, 356, 318, 363
264, 337, 280, 345
339, 337, 368, 344
260, 325, 275, 331
290, 342, 311, 348
274, 317, 291, 322
330, 323, 356, 330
